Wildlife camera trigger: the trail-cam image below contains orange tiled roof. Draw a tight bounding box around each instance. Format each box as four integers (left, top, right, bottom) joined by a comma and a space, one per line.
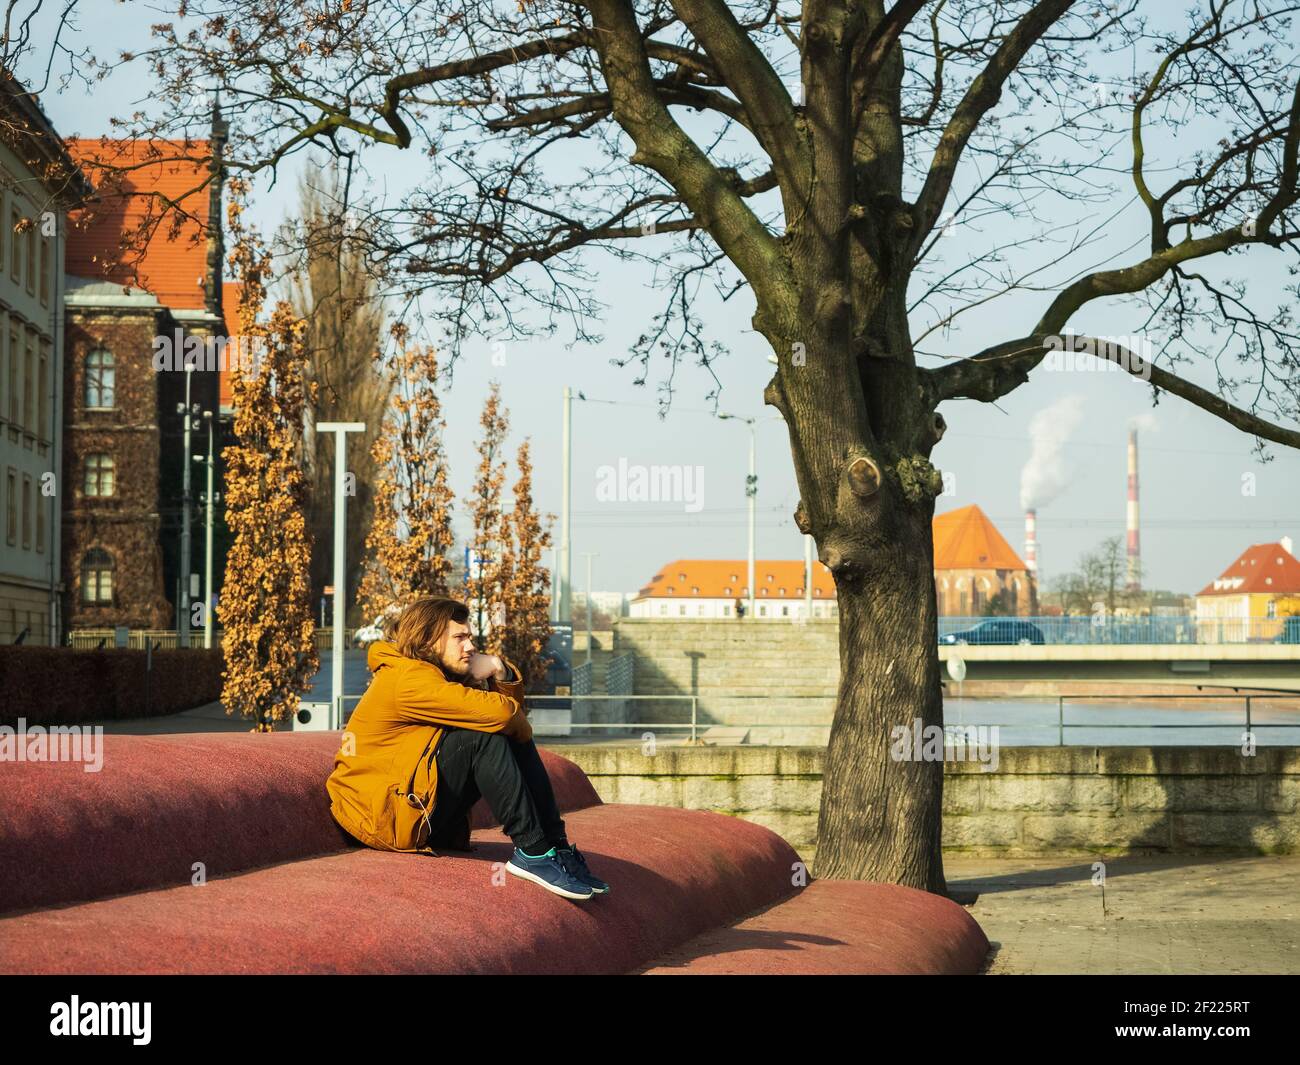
932, 504, 1027, 571
635, 560, 836, 600
64, 137, 214, 311
1197, 542, 1300, 596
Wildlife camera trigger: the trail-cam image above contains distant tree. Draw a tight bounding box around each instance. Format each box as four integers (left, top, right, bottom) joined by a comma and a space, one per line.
1053, 536, 1146, 616
287, 161, 391, 625
217, 181, 319, 730
465, 383, 510, 645
499, 440, 554, 690
356, 325, 457, 623
980, 588, 1015, 617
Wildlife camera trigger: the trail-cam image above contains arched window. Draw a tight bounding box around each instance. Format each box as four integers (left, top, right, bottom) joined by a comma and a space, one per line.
84, 454, 114, 496
84, 349, 115, 408
81, 547, 114, 603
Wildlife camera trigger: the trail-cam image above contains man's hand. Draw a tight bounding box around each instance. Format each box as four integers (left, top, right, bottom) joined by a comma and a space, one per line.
466, 652, 505, 682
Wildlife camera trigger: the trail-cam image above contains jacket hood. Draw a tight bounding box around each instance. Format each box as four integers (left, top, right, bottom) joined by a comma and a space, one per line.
366, 640, 406, 673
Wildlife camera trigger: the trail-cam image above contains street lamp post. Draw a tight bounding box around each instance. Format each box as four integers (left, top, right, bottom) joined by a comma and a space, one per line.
580, 551, 598, 664
718, 413, 757, 619
192, 411, 217, 648
316, 421, 366, 730
176, 367, 202, 647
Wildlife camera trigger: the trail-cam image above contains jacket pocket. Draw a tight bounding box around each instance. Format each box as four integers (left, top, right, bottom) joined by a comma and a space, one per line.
370, 781, 429, 851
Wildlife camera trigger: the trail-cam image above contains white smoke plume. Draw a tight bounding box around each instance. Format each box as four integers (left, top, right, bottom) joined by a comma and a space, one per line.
1128, 412, 1159, 433
1020, 395, 1086, 510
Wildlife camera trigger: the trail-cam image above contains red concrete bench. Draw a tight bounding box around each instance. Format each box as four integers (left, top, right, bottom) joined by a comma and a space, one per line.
0, 732, 988, 974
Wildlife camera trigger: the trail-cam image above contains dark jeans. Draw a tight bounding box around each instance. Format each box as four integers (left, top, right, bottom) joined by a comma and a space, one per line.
423, 728, 566, 855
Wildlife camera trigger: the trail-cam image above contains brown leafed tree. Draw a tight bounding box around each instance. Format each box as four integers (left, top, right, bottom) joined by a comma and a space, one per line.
217, 179, 319, 731
465, 382, 510, 649
356, 325, 457, 623
287, 160, 392, 626
88, 0, 1300, 892
500, 440, 555, 691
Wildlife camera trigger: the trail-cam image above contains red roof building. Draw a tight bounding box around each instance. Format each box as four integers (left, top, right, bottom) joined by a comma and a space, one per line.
64, 137, 220, 314
932, 505, 1036, 616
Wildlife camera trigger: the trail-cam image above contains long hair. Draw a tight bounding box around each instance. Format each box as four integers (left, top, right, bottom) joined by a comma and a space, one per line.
391, 596, 470, 667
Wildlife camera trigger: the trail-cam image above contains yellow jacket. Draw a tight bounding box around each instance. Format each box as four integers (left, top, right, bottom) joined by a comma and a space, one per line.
326, 640, 528, 853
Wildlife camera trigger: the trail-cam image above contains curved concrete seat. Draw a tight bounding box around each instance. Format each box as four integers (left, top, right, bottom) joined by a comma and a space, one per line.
0, 732, 989, 974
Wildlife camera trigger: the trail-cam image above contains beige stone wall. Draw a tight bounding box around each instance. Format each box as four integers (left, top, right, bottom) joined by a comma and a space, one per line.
555, 744, 1300, 857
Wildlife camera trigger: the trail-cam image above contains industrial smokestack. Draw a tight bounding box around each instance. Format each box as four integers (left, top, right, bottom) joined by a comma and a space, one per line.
1126, 429, 1141, 591
1024, 509, 1038, 575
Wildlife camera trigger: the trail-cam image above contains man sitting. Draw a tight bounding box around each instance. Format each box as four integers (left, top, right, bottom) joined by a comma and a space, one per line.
326, 596, 609, 901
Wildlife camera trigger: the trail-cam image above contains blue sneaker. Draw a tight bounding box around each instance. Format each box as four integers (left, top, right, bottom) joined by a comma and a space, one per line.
506, 846, 594, 901
556, 844, 610, 895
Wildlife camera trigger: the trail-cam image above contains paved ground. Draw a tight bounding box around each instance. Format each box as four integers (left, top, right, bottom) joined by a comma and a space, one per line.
943, 855, 1300, 975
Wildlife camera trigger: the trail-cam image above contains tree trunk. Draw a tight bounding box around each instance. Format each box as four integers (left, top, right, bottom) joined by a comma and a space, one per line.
811, 509, 948, 895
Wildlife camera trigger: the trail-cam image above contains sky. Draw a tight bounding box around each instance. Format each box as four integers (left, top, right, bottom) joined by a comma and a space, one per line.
26, 3, 1300, 600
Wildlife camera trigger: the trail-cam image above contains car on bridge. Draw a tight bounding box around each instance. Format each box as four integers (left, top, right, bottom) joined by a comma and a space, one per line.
940, 619, 1046, 646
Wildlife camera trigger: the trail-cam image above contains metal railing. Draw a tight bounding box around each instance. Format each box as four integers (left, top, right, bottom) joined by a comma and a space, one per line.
523, 691, 1300, 746
937, 615, 1300, 645
66, 627, 360, 651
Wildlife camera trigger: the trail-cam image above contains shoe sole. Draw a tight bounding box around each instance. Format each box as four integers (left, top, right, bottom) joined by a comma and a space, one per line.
506, 860, 593, 900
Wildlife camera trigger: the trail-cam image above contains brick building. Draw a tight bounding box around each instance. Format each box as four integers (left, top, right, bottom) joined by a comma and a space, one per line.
933, 504, 1037, 616
59, 114, 230, 634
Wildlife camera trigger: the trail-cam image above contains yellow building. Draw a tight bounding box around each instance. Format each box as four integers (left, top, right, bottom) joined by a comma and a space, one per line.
1194, 537, 1300, 642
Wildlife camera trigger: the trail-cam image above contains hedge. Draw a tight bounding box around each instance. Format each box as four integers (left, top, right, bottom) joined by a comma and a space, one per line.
0, 646, 225, 728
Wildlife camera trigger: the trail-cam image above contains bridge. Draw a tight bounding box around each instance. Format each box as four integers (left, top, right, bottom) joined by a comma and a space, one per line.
937, 642, 1300, 689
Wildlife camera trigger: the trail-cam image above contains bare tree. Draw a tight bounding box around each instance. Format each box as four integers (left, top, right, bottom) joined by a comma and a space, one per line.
76, 0, 1300, 892
286, 161, 391, 623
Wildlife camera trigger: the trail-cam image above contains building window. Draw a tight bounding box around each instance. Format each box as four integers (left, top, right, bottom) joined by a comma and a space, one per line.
5, 467, 14, 544
40, 234, 50, 306
35, 482, 43, 553
723, 586, 732, 596
25, 223, 35, 294
85, 453, 115, 496
7, 319, 18, 424
82, 548, 114, 604
38, 339, 49, 440
85, 348, 115, 408
781, 605, 789, 616
679, 605, 686, 616
759, 605, 768, 617
723, 605, 731, 616
10, 209, 20, 281
830, 605, 839, 617
23, 331, 34, 432
766, 573, 774, 582
659, 605, 667, 616
21, 473, 31, 548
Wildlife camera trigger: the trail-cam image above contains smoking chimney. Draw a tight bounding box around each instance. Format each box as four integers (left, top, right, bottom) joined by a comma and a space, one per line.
1126, 429, 1141, 591
1024, 509, 1038, 575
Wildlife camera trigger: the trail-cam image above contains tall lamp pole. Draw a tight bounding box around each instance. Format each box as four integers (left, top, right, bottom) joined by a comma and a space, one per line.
559, 387, 572, 625
192, 411, 217, 648
719, 413, 757, 619
317, 421, 366, 730
177, 366, 201, 646
580, 551, 598, 664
